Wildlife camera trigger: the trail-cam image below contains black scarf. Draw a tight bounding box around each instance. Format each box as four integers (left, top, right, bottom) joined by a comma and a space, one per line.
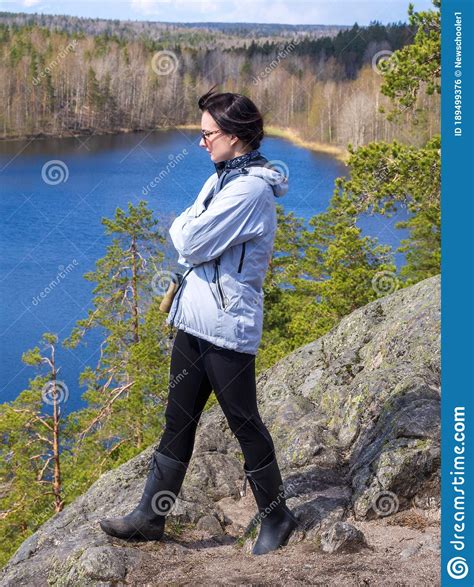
214, 149, 262, 177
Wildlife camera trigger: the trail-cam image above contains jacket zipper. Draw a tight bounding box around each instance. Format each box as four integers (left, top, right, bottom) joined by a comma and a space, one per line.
172, 168, 241, 321
212, 256, 228, 310
168, 267, 194, 338
237, 242, 246, 273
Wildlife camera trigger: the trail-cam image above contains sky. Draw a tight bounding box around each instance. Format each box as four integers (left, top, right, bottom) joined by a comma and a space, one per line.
0, 0, 436, 26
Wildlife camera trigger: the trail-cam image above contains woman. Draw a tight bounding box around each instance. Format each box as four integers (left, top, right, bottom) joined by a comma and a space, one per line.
99, 87, 298, 555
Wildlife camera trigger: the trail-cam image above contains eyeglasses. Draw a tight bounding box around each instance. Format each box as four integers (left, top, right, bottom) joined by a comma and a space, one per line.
200, 129, 222, 143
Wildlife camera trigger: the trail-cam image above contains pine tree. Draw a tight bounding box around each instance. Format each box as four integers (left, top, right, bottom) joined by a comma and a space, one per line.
62, 201, 170, 483
0, 333, 70, 567
379, 0, 440, 118
258, 193, 395, 371
339, 0, 441, 283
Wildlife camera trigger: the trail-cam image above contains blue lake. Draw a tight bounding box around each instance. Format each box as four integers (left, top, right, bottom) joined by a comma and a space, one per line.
0, 129, 408, 411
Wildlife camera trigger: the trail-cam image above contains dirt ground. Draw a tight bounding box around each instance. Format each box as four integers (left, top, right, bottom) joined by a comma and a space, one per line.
122, 509, 440, 586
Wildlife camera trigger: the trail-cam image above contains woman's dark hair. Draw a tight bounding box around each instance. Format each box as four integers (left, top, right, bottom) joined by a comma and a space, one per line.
198, 85, 264, 150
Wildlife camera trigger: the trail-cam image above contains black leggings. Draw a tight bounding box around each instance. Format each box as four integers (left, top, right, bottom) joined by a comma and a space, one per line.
156, 328, 276, 470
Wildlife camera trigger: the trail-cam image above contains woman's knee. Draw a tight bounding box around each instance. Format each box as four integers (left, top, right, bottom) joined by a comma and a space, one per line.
231, 414, 273, 444
163, 404, 197, 434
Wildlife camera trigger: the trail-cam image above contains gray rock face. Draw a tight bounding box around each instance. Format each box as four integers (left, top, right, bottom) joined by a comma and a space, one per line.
0, 275, 440, 586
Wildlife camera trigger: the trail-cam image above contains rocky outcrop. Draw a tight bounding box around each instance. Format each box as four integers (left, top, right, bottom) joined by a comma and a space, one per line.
0, 275, 440, 586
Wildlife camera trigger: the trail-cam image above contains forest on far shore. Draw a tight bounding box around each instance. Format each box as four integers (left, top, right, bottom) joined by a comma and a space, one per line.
1, 12, 438, 148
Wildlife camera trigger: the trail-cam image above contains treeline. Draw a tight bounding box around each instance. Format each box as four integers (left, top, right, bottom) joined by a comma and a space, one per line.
229, 21, 415, 79
0, 19, 439, 147
0, 11, 348, 42
0, 1, 440, 567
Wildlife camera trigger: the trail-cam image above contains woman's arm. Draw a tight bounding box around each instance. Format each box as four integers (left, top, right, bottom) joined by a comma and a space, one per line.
169, 178, 269, 266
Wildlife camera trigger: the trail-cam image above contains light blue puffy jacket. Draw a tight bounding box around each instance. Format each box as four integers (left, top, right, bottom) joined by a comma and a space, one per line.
166, 153, 288, 354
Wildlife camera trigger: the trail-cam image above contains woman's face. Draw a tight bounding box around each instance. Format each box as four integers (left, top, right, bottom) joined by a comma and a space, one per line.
199, 110, 238, 163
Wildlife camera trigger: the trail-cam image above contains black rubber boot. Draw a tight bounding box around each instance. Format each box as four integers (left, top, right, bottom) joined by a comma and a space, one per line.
99, 450, 189, 540
242, 456, 298, 555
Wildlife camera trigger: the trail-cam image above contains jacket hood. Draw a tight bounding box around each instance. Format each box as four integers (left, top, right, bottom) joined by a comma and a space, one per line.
244, 164, 289, 198
214, 150, 288, 198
